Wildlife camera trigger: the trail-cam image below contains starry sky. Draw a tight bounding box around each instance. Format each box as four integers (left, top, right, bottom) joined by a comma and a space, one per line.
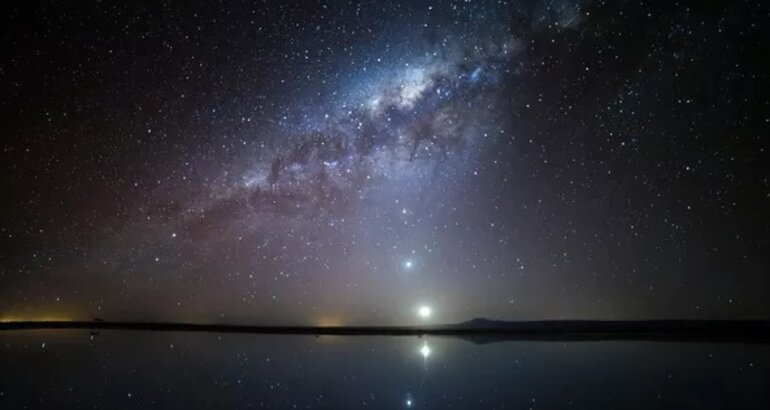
1, 0, 768, 325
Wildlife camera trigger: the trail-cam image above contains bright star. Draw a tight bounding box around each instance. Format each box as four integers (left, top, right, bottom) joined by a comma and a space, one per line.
404, 260, 413, 269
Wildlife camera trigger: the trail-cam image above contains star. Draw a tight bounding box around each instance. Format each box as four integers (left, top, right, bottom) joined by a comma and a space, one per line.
417, 305, 432, 319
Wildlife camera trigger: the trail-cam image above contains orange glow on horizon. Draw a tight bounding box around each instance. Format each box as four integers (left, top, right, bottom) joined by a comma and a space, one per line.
315, 315, 345, 327
0, 311, 77, 323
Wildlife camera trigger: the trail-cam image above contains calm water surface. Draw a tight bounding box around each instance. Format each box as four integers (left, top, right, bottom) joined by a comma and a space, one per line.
1, 330, 768, 409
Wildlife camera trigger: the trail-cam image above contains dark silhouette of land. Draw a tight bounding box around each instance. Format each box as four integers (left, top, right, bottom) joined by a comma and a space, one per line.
1, 318, 769, 343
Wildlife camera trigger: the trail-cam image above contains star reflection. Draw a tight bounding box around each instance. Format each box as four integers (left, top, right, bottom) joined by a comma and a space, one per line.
419, 342, 431, 359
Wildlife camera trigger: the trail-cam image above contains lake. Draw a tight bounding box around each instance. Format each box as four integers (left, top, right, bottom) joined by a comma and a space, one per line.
1, 330, 768, 409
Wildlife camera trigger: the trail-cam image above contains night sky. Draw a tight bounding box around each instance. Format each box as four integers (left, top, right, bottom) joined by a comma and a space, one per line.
1, 0, 768, 325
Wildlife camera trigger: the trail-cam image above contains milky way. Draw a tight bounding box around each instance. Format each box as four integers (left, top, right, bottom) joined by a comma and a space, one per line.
1, 0, 768, 324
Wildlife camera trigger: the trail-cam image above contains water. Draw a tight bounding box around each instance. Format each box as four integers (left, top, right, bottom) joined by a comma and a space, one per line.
1, 330, 768, 409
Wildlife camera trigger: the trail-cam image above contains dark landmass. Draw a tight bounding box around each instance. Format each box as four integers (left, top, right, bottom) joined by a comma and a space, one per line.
449, 318, 770, 344
1, 318, 769, 343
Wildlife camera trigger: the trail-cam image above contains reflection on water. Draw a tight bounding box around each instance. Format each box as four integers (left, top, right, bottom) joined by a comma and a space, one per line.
0, 330, 768, 409
419, 341, 431, 359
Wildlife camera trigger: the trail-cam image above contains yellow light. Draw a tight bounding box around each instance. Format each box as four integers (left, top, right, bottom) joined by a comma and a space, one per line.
315, 315, 344, 327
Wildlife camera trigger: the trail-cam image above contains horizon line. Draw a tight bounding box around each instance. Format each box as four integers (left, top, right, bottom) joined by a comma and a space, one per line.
1, 319, 769, 343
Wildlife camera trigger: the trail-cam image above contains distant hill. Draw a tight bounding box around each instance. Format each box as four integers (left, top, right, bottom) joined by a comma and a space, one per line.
447, 318, 770, 334
454, 318, 514, 328
446, 318, 770, 344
